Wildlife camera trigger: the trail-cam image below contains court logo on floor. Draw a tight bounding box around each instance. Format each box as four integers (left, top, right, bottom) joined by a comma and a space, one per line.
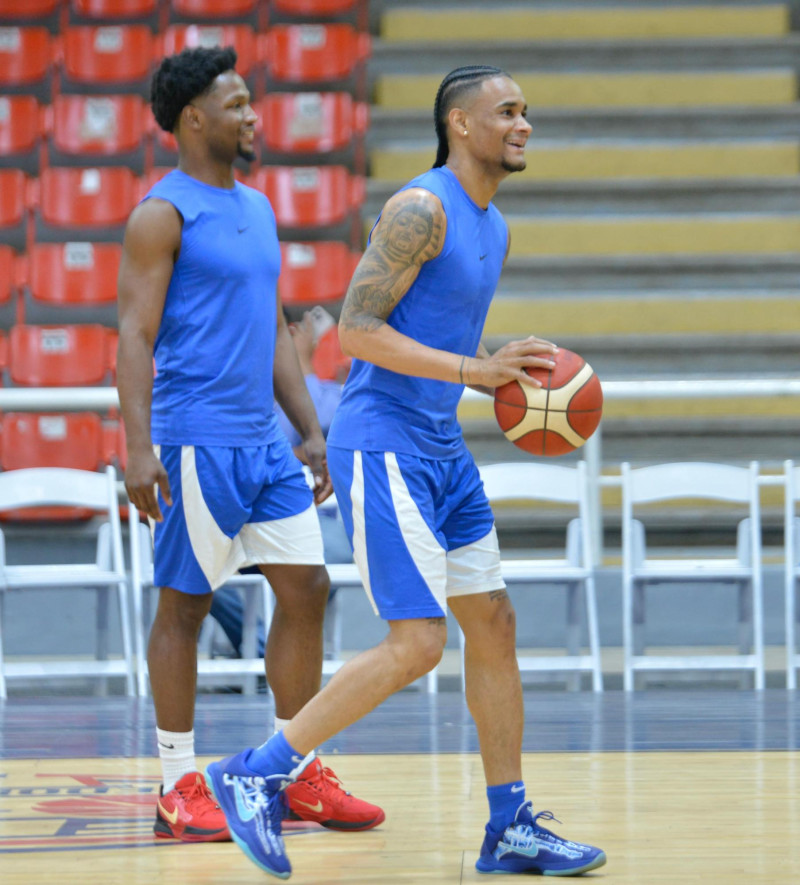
0, 768, 323, 853
0, 771, 162, 852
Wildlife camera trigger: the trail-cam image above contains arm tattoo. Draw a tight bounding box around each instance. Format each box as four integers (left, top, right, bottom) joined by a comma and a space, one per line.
489, 589, 509, 602
340, 192, 444, 333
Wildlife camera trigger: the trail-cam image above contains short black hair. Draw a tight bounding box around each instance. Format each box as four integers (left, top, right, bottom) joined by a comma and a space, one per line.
151, 46, 238, 133
432, 65, 510, 168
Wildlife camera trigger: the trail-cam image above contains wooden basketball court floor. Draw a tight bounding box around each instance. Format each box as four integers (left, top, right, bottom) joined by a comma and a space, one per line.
1, 689, 799, 884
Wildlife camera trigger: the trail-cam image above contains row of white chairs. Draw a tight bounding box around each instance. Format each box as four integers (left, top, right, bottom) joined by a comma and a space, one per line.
1, 459, 800, 698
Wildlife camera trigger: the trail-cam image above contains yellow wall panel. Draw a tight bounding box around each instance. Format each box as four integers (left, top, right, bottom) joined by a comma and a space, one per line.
370, 143, 800, 181
382, 5, 789, 42
375, 71, 797, 109
506, 216, 800, 256
483, 295, 800, 337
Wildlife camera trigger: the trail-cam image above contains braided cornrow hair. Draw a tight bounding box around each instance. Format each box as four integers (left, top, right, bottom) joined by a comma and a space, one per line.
432, 65, 510, 168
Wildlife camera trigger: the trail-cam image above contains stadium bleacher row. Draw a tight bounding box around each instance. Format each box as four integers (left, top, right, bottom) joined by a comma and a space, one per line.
0, 1, 370, 488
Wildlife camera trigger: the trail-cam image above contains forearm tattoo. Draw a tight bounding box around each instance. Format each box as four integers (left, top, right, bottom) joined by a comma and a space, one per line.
340, 193, 444, 333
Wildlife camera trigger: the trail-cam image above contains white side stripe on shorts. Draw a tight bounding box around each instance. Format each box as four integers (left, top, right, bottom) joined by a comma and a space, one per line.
181, 445, 244, 590
384, 452, 447, 614
350, 451, 377, 613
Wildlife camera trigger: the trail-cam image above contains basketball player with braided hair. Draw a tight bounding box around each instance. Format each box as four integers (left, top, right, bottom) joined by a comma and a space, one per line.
117, 45, 384, 848
207, 66, 606, 878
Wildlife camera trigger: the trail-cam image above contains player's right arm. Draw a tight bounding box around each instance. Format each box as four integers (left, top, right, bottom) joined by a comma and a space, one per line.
117, 198, 179, 521
339, 188, 556, 389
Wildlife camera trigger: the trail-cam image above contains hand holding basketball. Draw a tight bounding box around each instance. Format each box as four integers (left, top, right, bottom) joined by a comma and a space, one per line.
494, 348, 603, 457
464, 336, 558, 388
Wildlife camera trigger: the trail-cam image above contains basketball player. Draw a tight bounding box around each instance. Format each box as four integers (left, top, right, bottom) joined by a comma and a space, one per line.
206, 66, 607, 877
116, 46, 383, 844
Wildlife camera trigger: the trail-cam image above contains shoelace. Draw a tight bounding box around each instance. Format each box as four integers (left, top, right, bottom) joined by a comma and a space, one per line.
318, 766, 352, 796
508, 802, 563, 843
236, 776, 287, 829
181, 776, 220, 810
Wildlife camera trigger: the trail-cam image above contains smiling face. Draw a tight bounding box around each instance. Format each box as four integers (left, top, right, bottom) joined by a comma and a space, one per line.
191, 69, 257, 163
457, 76, 531, 175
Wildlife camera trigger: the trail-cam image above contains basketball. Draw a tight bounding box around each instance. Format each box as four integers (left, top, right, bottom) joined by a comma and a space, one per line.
493, 348, 603, 456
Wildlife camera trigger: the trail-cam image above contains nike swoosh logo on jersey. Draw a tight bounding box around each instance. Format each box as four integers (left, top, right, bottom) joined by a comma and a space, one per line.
479, 254, 487, 260
158, 799, 180, 825
238, 226, 248, 233
293, 799, 323, 813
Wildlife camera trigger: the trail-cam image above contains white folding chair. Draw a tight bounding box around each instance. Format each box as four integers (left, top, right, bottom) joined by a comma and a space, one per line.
0, 466, 135, 698
621, 461, 764, 691
128, 516, 273, 697
784, 460, 800, 689
461, 461, 603, 692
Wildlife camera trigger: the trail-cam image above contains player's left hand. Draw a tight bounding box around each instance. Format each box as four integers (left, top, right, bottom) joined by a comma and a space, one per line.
302, 433, 333, 504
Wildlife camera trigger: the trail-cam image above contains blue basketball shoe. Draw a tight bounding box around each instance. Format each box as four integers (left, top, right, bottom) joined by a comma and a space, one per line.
476, 801, 606, 876
206, 749, 294, 879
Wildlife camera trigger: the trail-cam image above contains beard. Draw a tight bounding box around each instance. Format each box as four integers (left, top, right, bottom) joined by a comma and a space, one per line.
502, 157, 527, 173
238, 144, 257, 163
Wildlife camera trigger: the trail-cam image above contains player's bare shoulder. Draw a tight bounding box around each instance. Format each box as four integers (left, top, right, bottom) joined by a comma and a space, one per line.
123, 196, 183, 255
371, 187, 446, 267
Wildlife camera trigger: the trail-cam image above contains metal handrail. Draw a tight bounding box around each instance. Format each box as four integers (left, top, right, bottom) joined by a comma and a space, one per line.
2, 379, 799, 560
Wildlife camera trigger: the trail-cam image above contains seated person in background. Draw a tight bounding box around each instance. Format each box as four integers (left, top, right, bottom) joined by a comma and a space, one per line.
209, 308, 350, 659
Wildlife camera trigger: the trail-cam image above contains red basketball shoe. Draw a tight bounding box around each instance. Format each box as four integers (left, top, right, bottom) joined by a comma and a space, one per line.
284, 757, 385, 831
154, 771, 231, 842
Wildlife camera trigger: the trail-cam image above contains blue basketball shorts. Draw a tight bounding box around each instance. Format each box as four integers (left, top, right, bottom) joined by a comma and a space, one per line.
326, 445, 505, 620
152, 438, 324, 595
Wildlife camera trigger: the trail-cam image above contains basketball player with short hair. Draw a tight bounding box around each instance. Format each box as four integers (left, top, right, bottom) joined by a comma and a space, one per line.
206, 65, 607, 877
116, 45, 383, 845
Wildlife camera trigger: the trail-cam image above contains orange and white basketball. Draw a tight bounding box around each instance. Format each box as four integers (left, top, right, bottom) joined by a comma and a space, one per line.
493, 348, 603, 457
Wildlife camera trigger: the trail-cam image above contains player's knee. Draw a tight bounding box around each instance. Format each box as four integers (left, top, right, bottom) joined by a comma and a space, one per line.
271, 565, 330, 615
487, 594, 517, 648
391, 623, 445, 679
155, 587, 212, 634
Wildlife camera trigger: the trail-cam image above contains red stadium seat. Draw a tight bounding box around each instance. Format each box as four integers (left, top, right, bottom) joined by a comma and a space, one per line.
22, 241, 121, 324
0, 244, 16, 306
0, 0, 60, 20
0, 95, 42, 173
46, 94, 148, 172
278, 241, 360, 305
33, 166, 140, 241
160, 24, 257, 78
0, 26, 53, 99
168, 0, 262, 26
1, 412, 105, 471
7, 323, 115, 386
0, 411, 107, 520
249, 165, 364, 242
70, 0, 160, 24
0, 169, 28, 250
58, 25, 154, 94
260, 24, 369, 89
271, 0, 364, 17
259, 92, 368, 169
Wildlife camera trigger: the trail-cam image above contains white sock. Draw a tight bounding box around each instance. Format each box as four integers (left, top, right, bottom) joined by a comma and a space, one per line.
274, 716, 290, 733
156, 728, 196, 794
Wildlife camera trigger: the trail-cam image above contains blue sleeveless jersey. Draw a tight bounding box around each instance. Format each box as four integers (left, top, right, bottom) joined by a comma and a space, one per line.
327, 166, 508, 458
144, 169, 283, 447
